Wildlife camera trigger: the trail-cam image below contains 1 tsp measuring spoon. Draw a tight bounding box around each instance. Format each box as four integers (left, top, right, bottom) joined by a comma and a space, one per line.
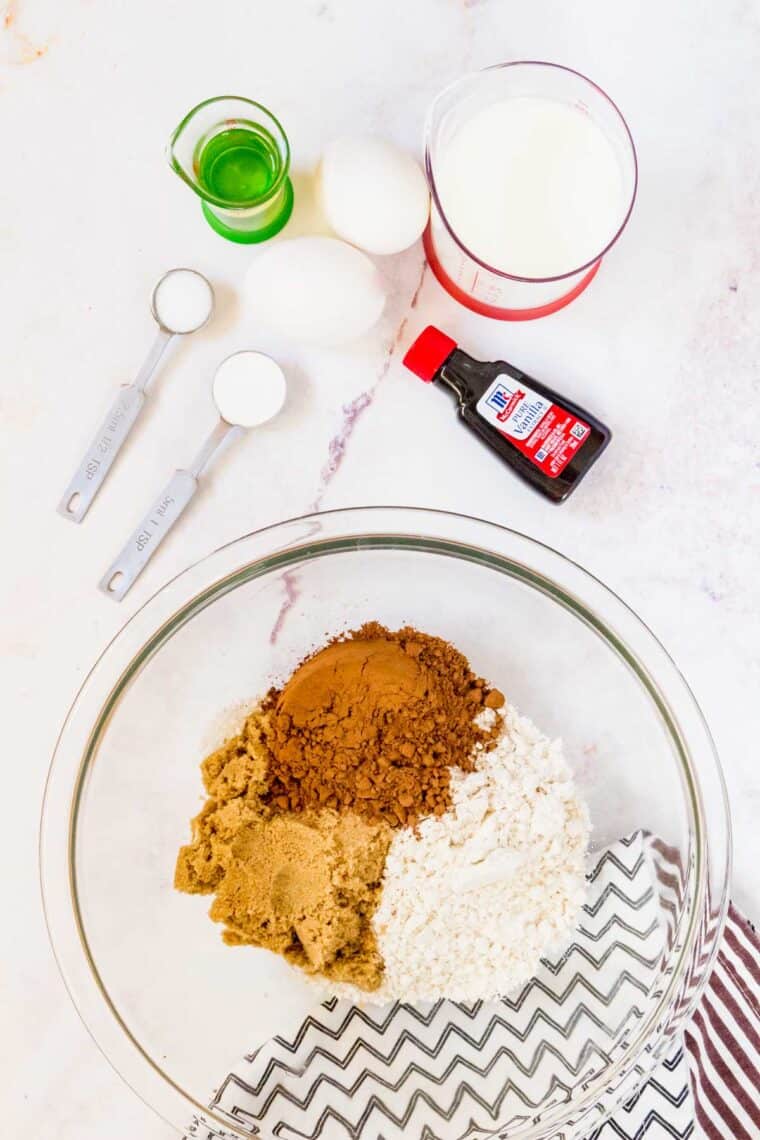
99, 351, 287, 602
58, 268, 215, 523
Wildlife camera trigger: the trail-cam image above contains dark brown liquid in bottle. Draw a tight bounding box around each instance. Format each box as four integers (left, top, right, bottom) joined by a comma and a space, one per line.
435, 347, 611, 503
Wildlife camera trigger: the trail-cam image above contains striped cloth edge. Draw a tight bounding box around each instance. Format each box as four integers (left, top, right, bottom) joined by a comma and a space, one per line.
684, 903, 760, 1140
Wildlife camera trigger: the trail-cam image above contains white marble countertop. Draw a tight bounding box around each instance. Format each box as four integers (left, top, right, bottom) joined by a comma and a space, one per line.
3, 0, 759, 1135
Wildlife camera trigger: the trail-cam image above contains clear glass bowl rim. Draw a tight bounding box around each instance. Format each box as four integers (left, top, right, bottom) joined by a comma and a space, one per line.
39, 506, 731, 1140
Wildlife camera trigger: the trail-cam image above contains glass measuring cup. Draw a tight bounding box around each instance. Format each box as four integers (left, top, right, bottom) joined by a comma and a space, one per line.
99, 351, 287, 601
424, 62, 638, 320
168, 97, 294, 244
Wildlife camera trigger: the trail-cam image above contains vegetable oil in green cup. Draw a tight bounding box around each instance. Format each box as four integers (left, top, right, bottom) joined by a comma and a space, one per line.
168, 97, 294, 244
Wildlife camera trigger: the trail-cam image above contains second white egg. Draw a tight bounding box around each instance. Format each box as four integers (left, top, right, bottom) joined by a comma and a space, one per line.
245, 236, 386, 348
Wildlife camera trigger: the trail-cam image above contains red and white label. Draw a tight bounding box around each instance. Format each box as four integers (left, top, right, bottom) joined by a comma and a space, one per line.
476, 375, 590, 478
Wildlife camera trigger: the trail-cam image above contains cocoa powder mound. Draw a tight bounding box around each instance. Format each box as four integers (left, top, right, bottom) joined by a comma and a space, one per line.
263, 623, 503, 827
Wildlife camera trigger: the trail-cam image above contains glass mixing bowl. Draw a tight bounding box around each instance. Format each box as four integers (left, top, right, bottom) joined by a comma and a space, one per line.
40, 508, 730, 1140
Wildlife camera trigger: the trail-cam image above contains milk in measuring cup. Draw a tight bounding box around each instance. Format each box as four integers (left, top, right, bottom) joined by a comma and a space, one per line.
436, 97, 627, 280
428, 89, 638, 316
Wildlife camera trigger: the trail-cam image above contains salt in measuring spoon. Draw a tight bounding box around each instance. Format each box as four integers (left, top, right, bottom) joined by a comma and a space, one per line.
99, 351, 287, 601
58, 268, 214, 523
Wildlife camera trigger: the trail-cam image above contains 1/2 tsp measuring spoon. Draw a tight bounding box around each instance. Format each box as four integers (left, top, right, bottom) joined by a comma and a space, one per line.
58, 268, 215, 523
99, 351, 287, 602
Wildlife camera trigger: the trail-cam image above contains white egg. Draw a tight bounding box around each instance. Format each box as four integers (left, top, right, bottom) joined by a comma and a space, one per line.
318, 135, 430, 256
245, 236, 386, 348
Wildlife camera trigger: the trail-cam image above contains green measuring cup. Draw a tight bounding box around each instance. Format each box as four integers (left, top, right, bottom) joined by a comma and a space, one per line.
168, 96, 294, 244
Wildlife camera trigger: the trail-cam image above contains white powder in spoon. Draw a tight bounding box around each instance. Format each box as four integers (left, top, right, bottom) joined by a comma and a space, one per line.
328, 704, 590, 1004
152, 268, 214, 333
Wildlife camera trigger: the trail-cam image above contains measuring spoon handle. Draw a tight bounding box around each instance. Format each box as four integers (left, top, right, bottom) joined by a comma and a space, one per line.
58, 386, 146, 523
99, 470, 198, 601
57, 328, 173, 523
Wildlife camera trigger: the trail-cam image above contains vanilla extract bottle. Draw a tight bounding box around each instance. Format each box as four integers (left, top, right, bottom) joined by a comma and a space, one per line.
403, 326, 611, 503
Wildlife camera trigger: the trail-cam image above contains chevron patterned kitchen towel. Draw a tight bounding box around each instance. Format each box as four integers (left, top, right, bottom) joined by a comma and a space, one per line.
188, 836, 760, 1140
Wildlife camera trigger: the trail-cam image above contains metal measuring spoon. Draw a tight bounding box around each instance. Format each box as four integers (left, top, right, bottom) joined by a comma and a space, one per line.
58, 268, 215, 523
99, 351, 287, 602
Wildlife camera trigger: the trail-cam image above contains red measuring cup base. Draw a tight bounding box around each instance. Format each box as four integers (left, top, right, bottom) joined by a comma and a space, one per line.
422, 226, 602, 322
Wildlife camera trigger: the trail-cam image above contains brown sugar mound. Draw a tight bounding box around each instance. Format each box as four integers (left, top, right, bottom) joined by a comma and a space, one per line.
211, 810, 390, 989
174, 712, 272, 894
175, 711, 391, 990
263, 623, 503, 828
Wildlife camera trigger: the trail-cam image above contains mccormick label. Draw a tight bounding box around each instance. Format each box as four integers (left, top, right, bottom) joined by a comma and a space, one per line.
476, 375, 591, 479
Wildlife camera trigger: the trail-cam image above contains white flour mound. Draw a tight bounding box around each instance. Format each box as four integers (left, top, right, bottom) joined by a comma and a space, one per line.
332, 704, 590, 1004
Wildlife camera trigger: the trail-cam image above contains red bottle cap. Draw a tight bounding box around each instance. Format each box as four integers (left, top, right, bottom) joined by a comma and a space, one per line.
402, 326, 458, 383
